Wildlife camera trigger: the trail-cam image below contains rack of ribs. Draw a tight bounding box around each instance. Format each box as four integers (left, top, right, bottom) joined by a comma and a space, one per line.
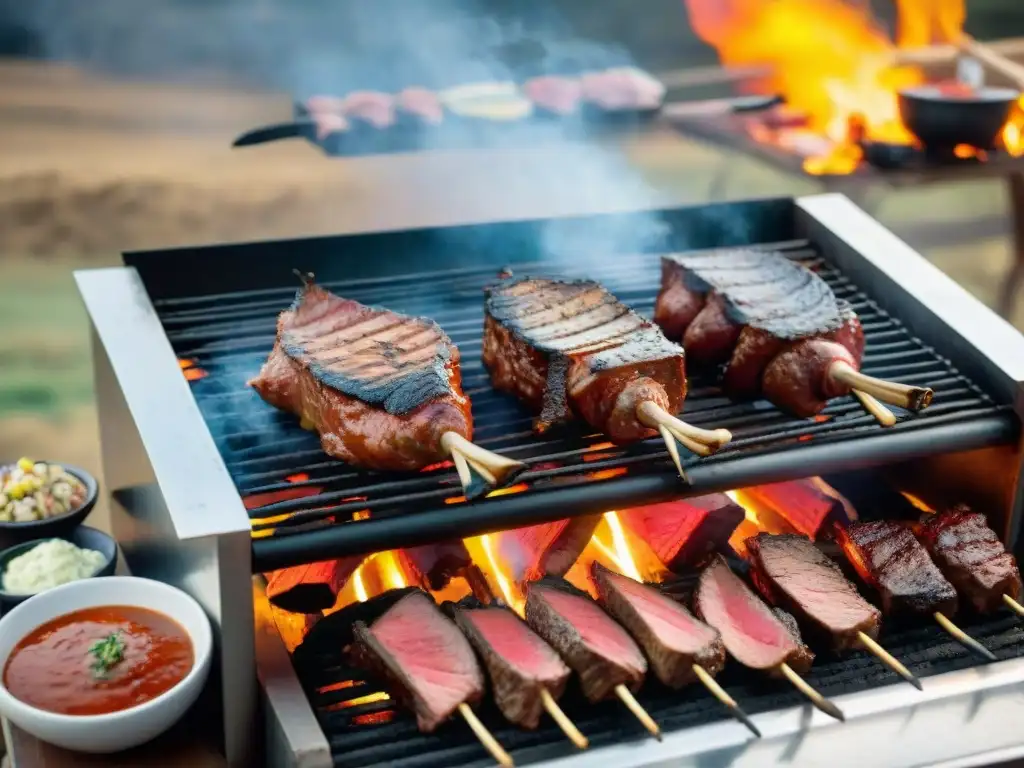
653, 249, 933, 425
249, 275, 523, 499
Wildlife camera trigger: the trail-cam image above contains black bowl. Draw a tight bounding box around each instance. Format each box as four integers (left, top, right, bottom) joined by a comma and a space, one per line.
0, 525, 118, 611
0, 462, 98, 549
898, 85, 1018, 151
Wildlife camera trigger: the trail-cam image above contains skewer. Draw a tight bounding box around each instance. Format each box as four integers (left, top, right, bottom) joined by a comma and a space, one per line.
1003, 594, 1024, 618
777, 663, 845, 722
441, 432, 525, 500
458, 703, 515, 767
933, 612, 998, 662
829, 361, 933, 413
539, 688, 589, 750
856, 632, 922, 690
957, 34, 1024, 89
657, 424, 690, 483
691, 664, 761, 737
614, 684, 662, 740
637, 400, 732, 473
851, 390, 898, 427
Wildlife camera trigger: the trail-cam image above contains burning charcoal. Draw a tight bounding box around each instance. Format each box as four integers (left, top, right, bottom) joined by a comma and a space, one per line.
525, 579, 646, 702
296, 587, 420, 661
747, 534, 881, 651
496, 516, 602, 583
351, 591, 484, 733
265, 557, 362, 613
452, 605, 571, 729
742, 480, 851, 540
591, 562, 725, 688
399, 542, 471, 591
618, 494, 745, 571
918, 506, 1023, 614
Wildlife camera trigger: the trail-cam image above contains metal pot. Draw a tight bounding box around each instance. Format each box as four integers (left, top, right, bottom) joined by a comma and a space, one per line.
897, 84, 1018, 151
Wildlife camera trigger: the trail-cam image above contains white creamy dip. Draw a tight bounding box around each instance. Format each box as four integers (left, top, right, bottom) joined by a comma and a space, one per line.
3, 539, 106, 594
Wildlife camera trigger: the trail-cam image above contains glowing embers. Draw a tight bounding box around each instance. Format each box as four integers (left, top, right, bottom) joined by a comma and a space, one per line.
177, 357, 208, 381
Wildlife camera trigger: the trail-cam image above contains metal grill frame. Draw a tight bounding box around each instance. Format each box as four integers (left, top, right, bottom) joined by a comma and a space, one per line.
76, 193, 1024, 768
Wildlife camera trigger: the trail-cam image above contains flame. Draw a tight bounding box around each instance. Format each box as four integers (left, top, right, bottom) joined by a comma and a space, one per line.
603, 512, 643, 582
465, 534, 523, 614
285, 473, 310, 484
894, 0, 965, 47
352, 564, 369, 602
586, 468, 629, 481
901, 491, 936, 513
177, 357, 209, 381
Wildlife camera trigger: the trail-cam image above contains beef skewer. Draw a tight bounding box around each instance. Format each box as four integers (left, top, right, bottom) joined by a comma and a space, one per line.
746, 534, 922, 690
483, 276, 732, 481
917, 505, 1024, 617
250, 274, 524, 499
591, 562, 761, 737
351, 591, 513, 766
834, 520, 997, 661
524, 580, 662, 738
450, 603, 588, 749
653, 249, 934, 426
694, 554, 845, 721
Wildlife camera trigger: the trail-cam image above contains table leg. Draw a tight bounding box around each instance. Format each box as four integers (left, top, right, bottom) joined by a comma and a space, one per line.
998, 172, 1024, 319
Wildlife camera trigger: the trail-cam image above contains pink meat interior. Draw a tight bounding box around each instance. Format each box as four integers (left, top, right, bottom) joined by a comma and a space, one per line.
464, 608, 567, 680
537, 586, 646, 671
604, 569, 718, 653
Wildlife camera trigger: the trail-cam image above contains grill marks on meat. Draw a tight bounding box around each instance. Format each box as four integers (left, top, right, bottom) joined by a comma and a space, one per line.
919, 506, 1023, 614
695, 555, 812, 673
496, 516, 602, 583
249, 280, 472, 471
835, 521, 959, 618
483, 277, 686, 442
525, 582, 647, 701
453, 606, 571, 729
747, 534, 881, 651
592, 563, 725, 688
618, 494, 745, 570
351, 591, 484, 733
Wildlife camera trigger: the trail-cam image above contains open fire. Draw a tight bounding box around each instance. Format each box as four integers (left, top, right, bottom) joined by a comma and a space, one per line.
683, 0, 1024, 173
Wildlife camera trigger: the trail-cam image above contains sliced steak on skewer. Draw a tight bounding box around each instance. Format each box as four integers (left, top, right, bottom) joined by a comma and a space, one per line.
918, 505, 1023, 614
496, 516, 602, 584
653, 249, 933, 423
483, 277, 731, 474
249, 275, 523, 498
771, 608, 815, 672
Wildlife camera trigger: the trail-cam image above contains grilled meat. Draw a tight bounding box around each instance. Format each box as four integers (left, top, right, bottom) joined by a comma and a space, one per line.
249, 279, 471, 471
399, 543, 471, 592
742, 480, 852, 539
351, 591, 484, 733
483, 277, 686, 443
496, 516, 602, 583
523, 75, 583, 115
525, 581, 647, 702
592, 563, 725, 688
919, 506, 1023, 614
772, 608, 815, 672
618, 494, 745, 571
834, 521, 959, 618
452, 605, 571, 729
694, 555, 813, 674
654, 249, 867, 417
747, 534, 881, 651
265, 558, 362, 613
579, 68, 666, 111
396, 87, 444, 125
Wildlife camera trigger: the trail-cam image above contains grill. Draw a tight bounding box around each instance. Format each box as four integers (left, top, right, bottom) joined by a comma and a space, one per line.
155, 240, 1012, 573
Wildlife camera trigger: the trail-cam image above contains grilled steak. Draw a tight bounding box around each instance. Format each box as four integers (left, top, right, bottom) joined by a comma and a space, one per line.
747, 534, 882, 651
592, 562, 725, 688
694, 555, 812, 674
496, 516, 602, 583
265, 558, 362, 612
772, 608, 816, 671
249, 279, 471, 471
452, 605, 571, 729
399, 543, 471, 591
618, 494, 745, 570
351, 591, 484, 732
834, 521, 959, 618
654, 249, 868, 417
742, 480, 852, 539
483, 277, 686, 443
525, 581, 647, 701
919, 506, 1023, 614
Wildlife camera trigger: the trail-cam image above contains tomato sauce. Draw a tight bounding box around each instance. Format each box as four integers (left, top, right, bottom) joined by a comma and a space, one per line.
3, 605, 193, 716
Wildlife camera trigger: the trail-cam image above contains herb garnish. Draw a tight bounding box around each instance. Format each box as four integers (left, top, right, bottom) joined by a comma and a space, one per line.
89, 631, 126, 679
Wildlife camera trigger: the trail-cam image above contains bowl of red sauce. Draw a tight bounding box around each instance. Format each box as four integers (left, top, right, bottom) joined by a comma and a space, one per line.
0, 576, 212, 753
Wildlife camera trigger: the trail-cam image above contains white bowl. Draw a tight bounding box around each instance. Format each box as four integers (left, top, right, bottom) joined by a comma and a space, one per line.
0, 576, 212, 753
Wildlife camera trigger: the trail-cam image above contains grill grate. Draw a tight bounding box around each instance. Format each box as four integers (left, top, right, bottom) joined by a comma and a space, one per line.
153, 240, 1015, 571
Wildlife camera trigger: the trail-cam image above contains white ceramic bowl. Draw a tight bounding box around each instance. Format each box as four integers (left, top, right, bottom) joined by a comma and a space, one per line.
0, 576, 212, 753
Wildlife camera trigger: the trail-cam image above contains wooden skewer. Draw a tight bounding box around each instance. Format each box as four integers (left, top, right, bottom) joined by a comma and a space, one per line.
691, 664, 761, 737
458, 703, 514, 767
657, 424, 690, 483
441, 432, 525, 499
1003, 593, 1024, 618
856, 632, 922, 690
637, 401, 733, 457
933, 612, 997, 662
539, 688, 589, 749
829, 361, 934, 412
777, 663, 846, 721
957, 34, 1024, 89
614, 685, 662, 740
852, 390, 898, 427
